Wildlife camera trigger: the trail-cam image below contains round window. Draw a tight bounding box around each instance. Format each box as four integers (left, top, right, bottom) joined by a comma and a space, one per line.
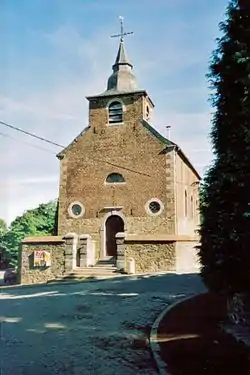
149, 201, 161, 214
145, 198, 164, 216
68, 202, 85, 218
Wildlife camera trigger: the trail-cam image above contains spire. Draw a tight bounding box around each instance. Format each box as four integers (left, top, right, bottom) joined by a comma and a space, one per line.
113, 41, 132, 70
104, 17, 138, 94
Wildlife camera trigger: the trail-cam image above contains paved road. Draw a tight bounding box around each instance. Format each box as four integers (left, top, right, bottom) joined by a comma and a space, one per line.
0, 273, 205, 375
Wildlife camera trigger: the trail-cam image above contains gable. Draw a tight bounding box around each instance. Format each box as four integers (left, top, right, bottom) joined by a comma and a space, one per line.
141, 119, 173, 147
56, 117, 201, 182
57, 126, 90, 159
141, 119, 201, 180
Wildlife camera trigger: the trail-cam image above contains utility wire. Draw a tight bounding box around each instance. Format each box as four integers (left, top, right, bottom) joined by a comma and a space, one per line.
0, 131, 57, 154
0, 120, 64, 148
0, 120, 201, 184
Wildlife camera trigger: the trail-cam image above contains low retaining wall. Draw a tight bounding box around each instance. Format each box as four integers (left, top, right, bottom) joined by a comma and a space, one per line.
116, 233, 200, 274
20, 233, 93, 284
20, 236, 66, 284
125, 242, 176, 273
20, 232, 200, 285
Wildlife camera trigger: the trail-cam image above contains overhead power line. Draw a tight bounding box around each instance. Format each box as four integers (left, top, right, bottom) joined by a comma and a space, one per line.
0, 131, 57, 154
0, 120, 64, 148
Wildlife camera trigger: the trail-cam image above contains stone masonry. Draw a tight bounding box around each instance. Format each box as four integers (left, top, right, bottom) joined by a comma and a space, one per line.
19, 31, 201, 284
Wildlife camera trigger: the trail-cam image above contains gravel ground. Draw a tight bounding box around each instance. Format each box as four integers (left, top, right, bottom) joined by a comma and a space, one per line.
0, 273, 205, 375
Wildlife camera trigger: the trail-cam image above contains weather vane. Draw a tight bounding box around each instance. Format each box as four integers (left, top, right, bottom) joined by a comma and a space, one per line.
111, 16, 133, 42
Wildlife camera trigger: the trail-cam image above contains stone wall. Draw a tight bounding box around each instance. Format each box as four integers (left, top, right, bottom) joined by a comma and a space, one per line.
57, 92, 176, 239
125, 241, 176, 274
20, 233, 96, 285
20, 239, 66, 285
116, 233, 200, 275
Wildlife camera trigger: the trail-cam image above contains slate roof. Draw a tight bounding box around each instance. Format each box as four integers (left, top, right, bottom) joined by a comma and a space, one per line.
101, 40, 138, 95
114, 41, 132, 68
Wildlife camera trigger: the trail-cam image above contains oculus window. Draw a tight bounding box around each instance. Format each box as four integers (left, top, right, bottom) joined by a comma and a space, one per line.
145, 198, 164, 216
68, 202, 85, 218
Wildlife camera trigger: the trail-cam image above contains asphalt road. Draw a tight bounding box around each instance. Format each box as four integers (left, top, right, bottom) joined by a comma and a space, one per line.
0, 273, 205, 375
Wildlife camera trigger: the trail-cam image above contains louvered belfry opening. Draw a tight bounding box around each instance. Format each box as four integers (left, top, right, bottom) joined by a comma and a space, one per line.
109, 101, 123, 124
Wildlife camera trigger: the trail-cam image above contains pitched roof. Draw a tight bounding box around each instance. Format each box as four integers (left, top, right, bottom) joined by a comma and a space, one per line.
114, 41, 132, 67
141, 119, 201, 180
141, 119, 174, 146
57, 126, 90, 159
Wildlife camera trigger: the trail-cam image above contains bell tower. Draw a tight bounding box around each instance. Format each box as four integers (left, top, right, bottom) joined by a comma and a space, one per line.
86, 17, 154, 130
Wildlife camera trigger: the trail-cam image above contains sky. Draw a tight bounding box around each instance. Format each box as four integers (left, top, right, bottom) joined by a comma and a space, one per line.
0, 0, 229, 225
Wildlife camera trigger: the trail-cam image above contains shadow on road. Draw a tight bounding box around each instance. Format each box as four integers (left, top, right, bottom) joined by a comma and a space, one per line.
0, 273, 205, 375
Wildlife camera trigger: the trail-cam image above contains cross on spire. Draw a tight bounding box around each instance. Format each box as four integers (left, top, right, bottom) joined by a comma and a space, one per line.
111, 16, 133, 42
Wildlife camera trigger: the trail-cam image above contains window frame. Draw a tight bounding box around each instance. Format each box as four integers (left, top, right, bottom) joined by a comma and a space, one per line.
107, 99, 124, 125
105, 173, 126, 185
191, 195, 194, 218
184, 190, 188, 218
145, 198, 164, 216
68, 201, 85, 219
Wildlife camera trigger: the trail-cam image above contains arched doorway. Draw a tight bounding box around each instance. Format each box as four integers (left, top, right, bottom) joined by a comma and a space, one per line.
105, 215, 124, 257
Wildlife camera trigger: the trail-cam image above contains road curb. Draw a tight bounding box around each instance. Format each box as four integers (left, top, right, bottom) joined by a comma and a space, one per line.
149, 293, 204, 375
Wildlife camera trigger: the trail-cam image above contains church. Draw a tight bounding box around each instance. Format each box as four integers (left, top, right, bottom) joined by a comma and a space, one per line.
20, 20, 201, 284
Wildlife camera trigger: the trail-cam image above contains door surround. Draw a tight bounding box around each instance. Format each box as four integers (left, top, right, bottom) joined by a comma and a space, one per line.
100, 210, 126, 259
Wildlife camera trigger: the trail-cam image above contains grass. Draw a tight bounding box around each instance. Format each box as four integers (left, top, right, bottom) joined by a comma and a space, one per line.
157, 293, 250, 375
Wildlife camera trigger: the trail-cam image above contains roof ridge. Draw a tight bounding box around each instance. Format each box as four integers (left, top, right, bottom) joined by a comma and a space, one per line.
140, 119, 175, 146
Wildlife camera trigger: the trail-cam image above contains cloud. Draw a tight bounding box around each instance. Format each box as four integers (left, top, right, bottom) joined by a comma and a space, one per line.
0, 5, 221, 224
3, 176, 58, 186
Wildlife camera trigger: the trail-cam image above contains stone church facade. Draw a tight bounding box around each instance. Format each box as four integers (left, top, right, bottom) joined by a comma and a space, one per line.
20, 31, 201, 285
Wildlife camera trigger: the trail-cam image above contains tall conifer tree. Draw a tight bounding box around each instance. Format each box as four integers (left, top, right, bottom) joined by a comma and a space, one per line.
199, 0, 250, 294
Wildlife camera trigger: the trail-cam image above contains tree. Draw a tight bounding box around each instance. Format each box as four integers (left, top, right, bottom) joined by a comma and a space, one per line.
199, 0, 250, 297
0, 219, 7, 236
0, 219, 8, 267
2, 199, 58, 267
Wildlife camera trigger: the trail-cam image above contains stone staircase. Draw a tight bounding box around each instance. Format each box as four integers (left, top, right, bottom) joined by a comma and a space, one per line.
54, 256, 123, 282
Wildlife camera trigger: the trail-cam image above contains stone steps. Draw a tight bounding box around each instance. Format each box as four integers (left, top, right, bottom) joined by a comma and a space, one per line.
61, 258, 121, 280
96, 257, 116, 265
68, 267, 118, 276
51, 257, 123, 283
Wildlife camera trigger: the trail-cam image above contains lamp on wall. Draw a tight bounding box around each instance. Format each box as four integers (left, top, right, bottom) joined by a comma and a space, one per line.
191, 181, 200, 187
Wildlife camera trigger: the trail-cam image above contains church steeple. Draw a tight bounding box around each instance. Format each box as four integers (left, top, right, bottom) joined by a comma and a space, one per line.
105, 17, 138, 93
113, 41, 132, 69
86, 17, 155, 127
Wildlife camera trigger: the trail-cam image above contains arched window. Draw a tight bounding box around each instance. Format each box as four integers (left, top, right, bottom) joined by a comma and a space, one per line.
185, 190, 188, 217
146, 105, 150, 121
108, 101, 123, 124
191, 196, 194, 218
106, 173, 125, 184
